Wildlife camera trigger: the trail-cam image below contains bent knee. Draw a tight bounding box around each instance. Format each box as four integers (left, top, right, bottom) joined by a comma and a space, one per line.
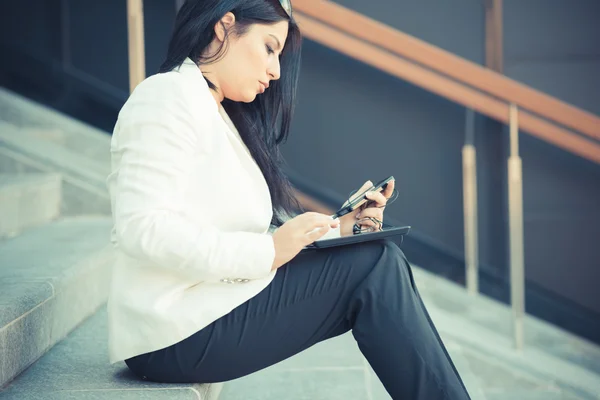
366, 239, 406, 260
346, 239, 407, 271
345, 239, 414, 290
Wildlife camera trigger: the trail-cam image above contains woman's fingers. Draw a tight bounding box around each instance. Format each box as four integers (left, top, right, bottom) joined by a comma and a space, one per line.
342, 179, 395, 208
357, 217, 378, 227
382, 179, 395, 199
342, 180, 373, 207
304, 215, 341, 242
356, 193, 385, 231
307, 224, 332, 241
365, 190, 388, 207
357, 206, 384, 221
356, 217, 383, 232
304, 214, 340, 234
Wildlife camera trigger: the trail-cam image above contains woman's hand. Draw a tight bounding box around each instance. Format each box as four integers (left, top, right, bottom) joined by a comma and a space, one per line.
339, 179, 395, 236
271, 212, 340, 270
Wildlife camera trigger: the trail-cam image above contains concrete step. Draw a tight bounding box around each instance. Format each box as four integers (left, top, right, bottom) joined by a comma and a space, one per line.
0, 87, 111, 217
0, 307, 223, 400
0, 216, 115, 387
0, 121, 110, 217
0, 173, 62, 238
0, 87, 111, 167
410, 266, 600, 399
215, 264, 599, 400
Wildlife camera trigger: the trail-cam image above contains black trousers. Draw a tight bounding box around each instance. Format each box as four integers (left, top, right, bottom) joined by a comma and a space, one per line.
125, 239, 471, 399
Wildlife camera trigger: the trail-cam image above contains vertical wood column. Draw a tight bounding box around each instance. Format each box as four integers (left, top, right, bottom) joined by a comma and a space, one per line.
127, 0, 146, 93
485, 0, 503, 73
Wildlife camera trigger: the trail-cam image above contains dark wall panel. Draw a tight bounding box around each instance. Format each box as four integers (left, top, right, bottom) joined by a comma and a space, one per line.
504, 0, 600, 114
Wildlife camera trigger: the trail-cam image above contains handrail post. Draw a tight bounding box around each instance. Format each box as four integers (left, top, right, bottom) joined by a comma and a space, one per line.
127, 0, 146, 93
508, 103, 525, 351
463, 108, 479, 295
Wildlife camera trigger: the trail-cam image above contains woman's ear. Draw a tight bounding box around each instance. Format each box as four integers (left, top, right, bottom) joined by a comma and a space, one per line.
214, 12, 236, 42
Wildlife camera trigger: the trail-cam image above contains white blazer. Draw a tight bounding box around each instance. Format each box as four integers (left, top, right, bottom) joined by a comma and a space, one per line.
106, 58, 339, 363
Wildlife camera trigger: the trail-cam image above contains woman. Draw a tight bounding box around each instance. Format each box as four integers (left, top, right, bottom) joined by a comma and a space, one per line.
106, 0, 471, 398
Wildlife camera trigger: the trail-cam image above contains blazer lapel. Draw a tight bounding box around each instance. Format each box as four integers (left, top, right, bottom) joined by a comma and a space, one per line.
176, 58, 269, 196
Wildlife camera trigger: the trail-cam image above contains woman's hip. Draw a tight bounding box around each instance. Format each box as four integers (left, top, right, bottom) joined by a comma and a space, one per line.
126, 239, 408, 383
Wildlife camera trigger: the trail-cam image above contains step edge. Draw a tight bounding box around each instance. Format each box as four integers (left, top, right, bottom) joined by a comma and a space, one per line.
0, 248, 113, 387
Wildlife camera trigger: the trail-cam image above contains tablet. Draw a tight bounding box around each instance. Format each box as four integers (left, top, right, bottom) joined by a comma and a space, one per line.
300, 223, 411, 252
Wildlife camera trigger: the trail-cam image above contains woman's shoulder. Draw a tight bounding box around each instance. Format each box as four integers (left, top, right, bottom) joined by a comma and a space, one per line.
128, 71, 190, 105
113, 70, 219, 151
119, 69, 215, 124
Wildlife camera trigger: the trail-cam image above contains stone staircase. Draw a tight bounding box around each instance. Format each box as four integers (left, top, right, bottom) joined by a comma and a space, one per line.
1, 86, 600, 400
0, 87, 221, 399
0, 173, 61, 238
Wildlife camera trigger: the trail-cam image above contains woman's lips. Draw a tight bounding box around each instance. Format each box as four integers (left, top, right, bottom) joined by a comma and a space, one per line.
258, 81, 268, 93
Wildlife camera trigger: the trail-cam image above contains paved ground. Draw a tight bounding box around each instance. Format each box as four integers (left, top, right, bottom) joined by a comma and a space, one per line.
219, 263, 600, 400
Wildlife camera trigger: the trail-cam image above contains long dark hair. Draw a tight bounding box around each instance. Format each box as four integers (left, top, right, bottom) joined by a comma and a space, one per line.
159, 0, 303, 227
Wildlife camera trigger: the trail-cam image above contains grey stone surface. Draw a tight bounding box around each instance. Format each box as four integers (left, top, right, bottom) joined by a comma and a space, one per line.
0, 121, 107, 183
411, 265, 600, 374
0, 307, 221, 400
0, 216, 112, 285
57, 178, 111, 216
215, 263, 598, 400
219, 368, 368, 400
365, 344, 490, 400
0, 295, 54, 390
0, 217, 115, 387
411, 266, 600, 399
220, 332, 488, 399
0, 173, 61, 238
2, 388, 217, 400
0, 85, 224, 399
483, 388, 584, 400
0, 88, 112, 217
0, 147, 111, 216
427, 310, 598, 399
446, 344, 488, 400
0, 147, 40, 175
0, 88, 111, 166
0, 173, 59, 188
274, 331, 364, 370
458, 347, 558, 391
0, 281, 52, 327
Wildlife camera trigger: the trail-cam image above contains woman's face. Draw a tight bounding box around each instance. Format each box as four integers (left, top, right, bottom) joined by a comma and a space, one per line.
207, 15, 289, 103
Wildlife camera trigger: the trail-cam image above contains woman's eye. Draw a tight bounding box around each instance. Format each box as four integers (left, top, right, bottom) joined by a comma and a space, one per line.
266, 45, 274, 55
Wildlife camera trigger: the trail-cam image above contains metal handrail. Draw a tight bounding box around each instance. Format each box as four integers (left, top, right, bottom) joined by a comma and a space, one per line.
293, 0, 600, 142
292, 12, 600, 165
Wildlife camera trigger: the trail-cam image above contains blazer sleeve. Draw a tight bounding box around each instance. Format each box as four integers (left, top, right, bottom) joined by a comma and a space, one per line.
111, 77, 275, 282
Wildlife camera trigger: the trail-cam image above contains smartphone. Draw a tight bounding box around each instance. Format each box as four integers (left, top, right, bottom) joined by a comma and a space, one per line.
333, 175, 394, 218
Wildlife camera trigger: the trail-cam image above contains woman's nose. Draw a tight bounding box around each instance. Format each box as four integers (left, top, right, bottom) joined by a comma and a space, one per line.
267, 62, 281, 81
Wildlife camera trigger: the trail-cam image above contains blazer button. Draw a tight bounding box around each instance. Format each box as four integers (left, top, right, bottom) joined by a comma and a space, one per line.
235, 278, 250, 283
220, 278, 234, 284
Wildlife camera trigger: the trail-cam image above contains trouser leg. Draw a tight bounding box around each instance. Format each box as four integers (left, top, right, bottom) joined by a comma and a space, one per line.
348, 241, 470, 399
125, 239, 470, 399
